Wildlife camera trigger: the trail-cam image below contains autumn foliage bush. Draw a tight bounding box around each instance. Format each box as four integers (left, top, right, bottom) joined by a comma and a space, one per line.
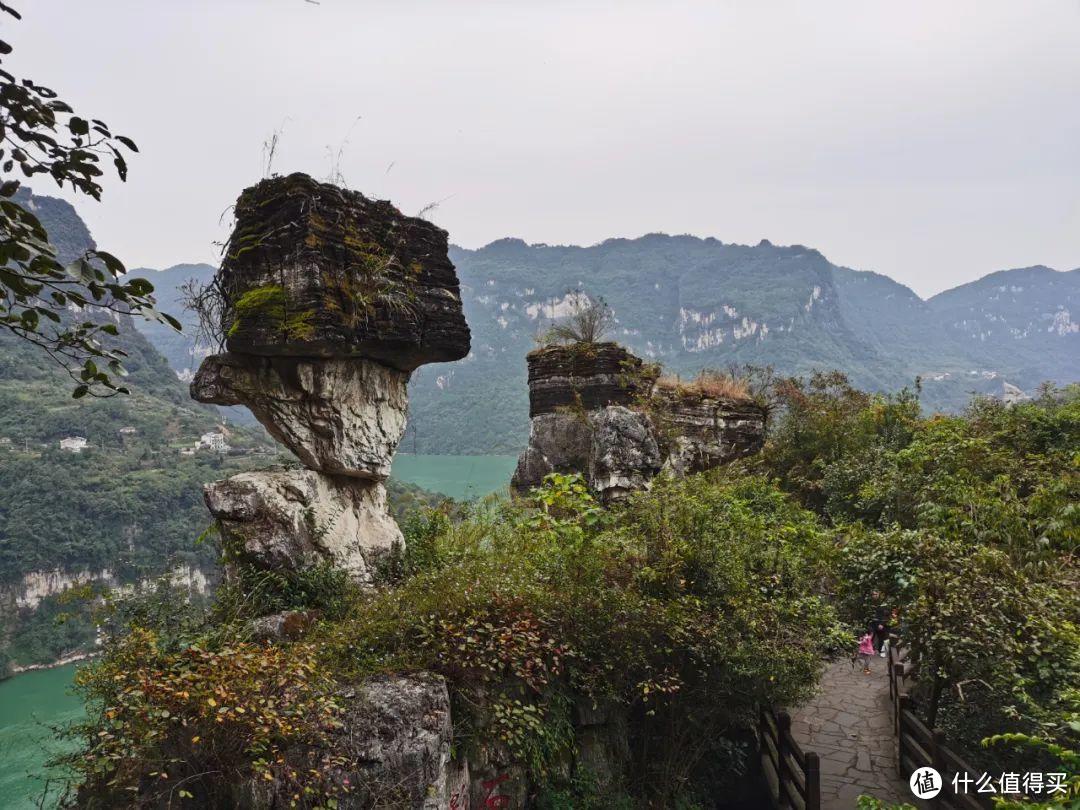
654, 370, 752, 402
68, 628, 348, 808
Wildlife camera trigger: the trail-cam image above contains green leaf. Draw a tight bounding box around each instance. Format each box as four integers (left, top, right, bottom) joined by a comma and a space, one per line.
93, 251, 126, 276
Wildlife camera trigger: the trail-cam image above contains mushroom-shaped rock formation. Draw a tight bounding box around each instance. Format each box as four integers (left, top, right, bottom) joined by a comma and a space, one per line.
511, 344, 766, 502
193, 174, 470, 585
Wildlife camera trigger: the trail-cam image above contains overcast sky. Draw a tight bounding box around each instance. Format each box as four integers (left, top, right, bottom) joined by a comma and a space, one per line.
10, 0, 1080, 296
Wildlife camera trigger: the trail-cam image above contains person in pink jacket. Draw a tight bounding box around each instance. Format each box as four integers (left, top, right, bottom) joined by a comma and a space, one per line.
856, 632, 875, 674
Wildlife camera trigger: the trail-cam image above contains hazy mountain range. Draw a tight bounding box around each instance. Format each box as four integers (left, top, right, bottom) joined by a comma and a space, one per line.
135, 234, 1078, 454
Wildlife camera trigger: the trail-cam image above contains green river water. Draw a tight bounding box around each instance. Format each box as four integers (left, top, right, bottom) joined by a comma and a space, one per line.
391, 453, 518, 501
0, 454, 518, 809
0, 663, 83, 809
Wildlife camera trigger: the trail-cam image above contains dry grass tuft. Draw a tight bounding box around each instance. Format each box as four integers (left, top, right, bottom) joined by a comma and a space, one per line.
655, 370, 751, 402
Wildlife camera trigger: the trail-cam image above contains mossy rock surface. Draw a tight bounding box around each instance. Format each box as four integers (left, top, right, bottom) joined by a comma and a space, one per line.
220, 173, 470, 372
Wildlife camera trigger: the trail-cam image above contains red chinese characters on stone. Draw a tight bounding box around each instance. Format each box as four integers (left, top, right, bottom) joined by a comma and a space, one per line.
449, 773, 512, 810
482, 774, 511, 809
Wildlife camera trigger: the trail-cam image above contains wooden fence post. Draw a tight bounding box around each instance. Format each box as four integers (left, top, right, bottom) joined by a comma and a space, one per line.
892, 663, 904, 719
759, 708, 775, 806
777, 711, 791, 807
805, 751, 820, 810
930, 728, 947, 808
897, 694, 911, 778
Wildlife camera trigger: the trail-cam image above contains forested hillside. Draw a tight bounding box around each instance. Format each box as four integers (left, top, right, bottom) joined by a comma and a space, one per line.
130, 262, 217, 381
928, 265, 1080, 372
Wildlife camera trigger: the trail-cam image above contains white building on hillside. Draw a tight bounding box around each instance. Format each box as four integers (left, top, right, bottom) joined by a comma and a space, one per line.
196, 431, 229, 453
60, 436, 89, 453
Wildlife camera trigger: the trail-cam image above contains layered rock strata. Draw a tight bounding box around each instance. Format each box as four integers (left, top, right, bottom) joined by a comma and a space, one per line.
511, 345, 766, 502
525, 342, 646, 416
221, 172, 469, 371
193, 174, 470, 585
654, 389, 769, 476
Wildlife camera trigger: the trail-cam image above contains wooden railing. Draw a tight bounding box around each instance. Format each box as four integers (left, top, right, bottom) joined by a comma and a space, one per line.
759, 706, 821, 810
887, 639, 991, 809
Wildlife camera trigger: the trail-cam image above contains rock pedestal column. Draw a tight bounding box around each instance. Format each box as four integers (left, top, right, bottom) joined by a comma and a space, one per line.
193, 173, 470, 583
511, 343, 766, 502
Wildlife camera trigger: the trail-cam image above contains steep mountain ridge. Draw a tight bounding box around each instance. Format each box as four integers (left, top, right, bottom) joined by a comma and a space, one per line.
0, 192, 223, 440
927, 265, 1080, 382
131, 262, 217, 381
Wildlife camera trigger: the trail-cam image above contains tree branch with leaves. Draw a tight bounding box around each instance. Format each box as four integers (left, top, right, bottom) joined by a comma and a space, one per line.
0, 1, 179, 397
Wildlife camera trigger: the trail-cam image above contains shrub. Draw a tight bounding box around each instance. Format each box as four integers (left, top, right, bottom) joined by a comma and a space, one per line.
540, 297, 615, 346
68, 629, 346, 808
767, 377, 1080, 774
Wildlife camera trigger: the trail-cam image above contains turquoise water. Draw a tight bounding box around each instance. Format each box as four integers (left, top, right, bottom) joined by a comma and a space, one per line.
0, 663, 84, 810
0, 455, 520, 807
391, 453, 518, 500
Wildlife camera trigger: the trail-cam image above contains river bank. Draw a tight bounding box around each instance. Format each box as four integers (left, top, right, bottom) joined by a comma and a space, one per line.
9, 650, 99, 677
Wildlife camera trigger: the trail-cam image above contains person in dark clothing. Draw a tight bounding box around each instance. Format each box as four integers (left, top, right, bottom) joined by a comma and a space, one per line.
868, 617, 890, 654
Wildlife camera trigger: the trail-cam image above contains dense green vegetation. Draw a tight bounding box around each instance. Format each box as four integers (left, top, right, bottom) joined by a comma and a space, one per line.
0, 444, 446, 671
67, 471, 844, 807
0, 448, 262, 582
761, 374, 1079, 805
62, 378, 1079, 808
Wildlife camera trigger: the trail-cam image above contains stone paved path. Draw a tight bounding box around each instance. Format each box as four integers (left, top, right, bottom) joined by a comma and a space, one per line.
789, 653, 910, 809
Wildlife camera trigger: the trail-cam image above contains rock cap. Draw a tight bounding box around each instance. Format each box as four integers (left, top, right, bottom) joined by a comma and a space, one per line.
525, 342, 650, 417
220, 173, 470, 372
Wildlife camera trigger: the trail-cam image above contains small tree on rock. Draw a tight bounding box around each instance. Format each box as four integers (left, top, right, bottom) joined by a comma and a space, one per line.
541, 296, 615, 346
